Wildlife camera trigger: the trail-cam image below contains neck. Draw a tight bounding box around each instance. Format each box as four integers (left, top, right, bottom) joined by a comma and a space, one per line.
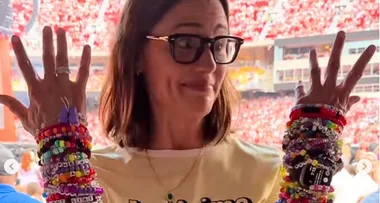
150, 113, 204, 150
0, 175, 16, 186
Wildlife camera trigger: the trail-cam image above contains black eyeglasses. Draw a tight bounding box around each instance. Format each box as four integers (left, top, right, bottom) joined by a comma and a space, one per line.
146, 34, 244, 64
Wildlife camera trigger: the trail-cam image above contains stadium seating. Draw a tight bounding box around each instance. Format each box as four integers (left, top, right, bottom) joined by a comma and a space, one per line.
337, 0, 379, 32
6, 0, 378, 49
11, 0, 34, 35
15, 93, 379, 148
233, 96, 379, 146
8, 0, 379, 148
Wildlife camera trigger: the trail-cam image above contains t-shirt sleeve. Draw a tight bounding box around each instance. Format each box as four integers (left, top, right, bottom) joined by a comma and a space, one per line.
95, 176, 109, 203
265, 168, 282, 203
90, 146, 122, 203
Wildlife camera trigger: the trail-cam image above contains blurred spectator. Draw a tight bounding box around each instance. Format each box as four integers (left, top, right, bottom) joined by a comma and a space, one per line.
0, 144, 41, 203
361, 151, 379, 203
332, 164, 356, 203
354, 152, 379, 203
26, 182, 45, 203
18, 151, 41, 186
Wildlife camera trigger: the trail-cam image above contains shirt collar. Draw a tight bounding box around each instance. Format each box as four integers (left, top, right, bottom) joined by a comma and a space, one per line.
0, 184, 16, 193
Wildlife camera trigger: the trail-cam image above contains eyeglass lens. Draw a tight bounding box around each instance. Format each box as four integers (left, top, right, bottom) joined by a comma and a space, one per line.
173, 36, 239, 64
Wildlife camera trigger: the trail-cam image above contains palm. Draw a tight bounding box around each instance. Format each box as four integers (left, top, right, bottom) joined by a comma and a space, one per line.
0, 26, 91, 137
295, 31, 375, 113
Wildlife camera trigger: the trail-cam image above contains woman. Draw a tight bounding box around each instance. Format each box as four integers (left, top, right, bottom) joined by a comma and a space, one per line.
0, 0, 376, 202
18, 151, 41, 186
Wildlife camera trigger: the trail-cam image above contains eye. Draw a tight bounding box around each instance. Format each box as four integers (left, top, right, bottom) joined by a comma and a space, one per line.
214, 39, 227, 51
175, 37, 201, 50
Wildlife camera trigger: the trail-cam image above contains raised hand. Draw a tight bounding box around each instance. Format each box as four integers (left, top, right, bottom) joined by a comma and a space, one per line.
295, 31, 376, 113
0, 26, 91, 136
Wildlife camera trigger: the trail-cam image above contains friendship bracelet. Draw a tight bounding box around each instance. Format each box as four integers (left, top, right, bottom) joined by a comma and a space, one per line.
38, 133, 92, 154
42, 164, 93, 181
41, 149, 91, 165
39, 138, 92, 158
39, 152, 88, 166
44, 184, 103, 197
291, 104, 345, 116
47, 195, 102, 203
42, 160, 91, 172
37, 124, 89, 143
278, 104, 345, 203
289, 107, 347, 126
38, 105, 103, 203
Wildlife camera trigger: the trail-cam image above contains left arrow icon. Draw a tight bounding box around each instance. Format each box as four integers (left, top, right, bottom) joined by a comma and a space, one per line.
4, 159, 19, 175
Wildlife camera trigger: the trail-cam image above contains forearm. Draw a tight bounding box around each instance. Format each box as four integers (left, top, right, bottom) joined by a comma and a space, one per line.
276, 104, 345, 203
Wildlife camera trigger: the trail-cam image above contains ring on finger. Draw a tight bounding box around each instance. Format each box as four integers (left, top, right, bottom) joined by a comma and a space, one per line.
56, 66, 71, 75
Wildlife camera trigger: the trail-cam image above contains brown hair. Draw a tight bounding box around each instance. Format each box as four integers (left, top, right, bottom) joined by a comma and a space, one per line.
99, 0, 234, 148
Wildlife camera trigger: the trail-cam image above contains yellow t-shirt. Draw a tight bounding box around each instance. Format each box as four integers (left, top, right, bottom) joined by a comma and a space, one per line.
90, 136, 282, 203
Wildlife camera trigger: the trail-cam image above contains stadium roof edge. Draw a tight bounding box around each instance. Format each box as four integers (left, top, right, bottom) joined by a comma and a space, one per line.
242, 39, 274, 48
274, 30, 379, 47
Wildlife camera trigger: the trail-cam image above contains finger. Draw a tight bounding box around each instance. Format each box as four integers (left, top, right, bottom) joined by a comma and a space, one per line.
11, 36, 39, 86
295, 80, 306, 99
346, 95, 361, 112
56, 28, 70, 81
309, 49, 322, 89
0, 95, 28, 119
76, 45, 91, 91
341, 45, 376, 95
324, 31, 346, 88
42, 26, 56, 80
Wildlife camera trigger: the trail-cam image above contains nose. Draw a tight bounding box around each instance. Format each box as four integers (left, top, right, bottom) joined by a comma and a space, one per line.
194, 46, 217, 73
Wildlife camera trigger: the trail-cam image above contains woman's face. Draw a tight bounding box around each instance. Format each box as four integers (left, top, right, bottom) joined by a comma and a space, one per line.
142, 0, 229, 118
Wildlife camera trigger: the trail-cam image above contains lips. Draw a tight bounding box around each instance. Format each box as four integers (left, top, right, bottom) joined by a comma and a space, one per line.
181, 80, 214, 92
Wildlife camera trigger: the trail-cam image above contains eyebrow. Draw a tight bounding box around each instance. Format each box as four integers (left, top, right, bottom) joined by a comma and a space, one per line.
172, 22, 228, 33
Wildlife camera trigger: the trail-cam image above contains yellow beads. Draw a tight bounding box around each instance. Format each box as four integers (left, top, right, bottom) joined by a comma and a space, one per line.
75, 171, 82, 177
69, 154, 75, 162
337, 139, 344, 147
311, 160, 318, 166
52, 178, 59, 185
59, 140, 65, 147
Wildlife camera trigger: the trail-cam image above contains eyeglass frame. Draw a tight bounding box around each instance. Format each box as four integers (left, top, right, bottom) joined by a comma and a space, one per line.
146, 33, 244, 65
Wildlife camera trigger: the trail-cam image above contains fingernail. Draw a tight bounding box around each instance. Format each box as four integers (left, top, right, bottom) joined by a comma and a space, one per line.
57, 27, 65, 34
338, 31, 346, 38
84, 45, 91, 52
43, 26, 51, 34
368, 45, 376, 53
11, 36, 19, 43
310, 49, 315, 56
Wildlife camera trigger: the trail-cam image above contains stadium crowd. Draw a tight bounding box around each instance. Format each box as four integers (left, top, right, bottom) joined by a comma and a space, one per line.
6, 0, 378, 49
14, 92, 379, 151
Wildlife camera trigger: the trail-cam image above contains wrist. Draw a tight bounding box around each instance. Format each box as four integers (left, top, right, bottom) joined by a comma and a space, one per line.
279, 104, 345, 203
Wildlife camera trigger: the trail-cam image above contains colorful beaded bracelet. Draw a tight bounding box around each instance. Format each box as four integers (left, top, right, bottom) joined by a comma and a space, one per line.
37, 124, 89, 143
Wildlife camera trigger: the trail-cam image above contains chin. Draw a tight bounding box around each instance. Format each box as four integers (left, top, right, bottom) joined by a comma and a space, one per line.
186, 97, 215, 117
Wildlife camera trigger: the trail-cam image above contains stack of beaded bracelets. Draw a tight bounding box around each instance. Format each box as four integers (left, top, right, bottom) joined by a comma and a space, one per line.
276, 104, 346, 203
36, 106, 103, 203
